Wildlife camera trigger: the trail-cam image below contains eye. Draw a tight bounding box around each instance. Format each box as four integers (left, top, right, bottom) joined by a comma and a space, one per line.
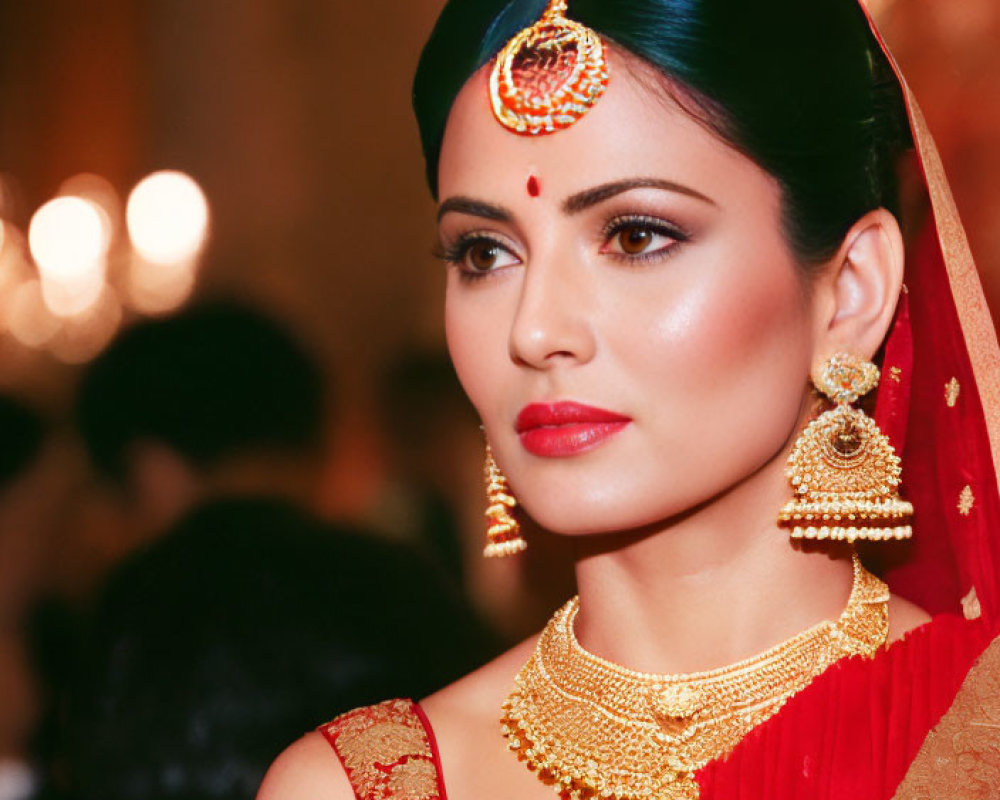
439, 234, 521, 277
601, 216, 688, 260
466, 239, 513, 272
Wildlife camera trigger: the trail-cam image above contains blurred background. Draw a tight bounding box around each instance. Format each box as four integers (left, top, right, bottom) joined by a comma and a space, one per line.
0, 1, 997, 799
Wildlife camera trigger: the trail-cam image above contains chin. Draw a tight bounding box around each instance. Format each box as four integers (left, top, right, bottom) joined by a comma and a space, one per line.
518, 489, 698, 538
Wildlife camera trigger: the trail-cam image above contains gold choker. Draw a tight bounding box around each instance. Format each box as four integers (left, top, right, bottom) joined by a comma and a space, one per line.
501, 555, 889, 800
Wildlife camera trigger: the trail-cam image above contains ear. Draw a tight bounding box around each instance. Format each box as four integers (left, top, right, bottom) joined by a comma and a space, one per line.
812, 208, 904, 366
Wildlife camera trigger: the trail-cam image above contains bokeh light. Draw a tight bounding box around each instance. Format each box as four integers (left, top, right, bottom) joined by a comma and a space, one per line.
0, 224, 30, 335
28, 195, 111, 318
59, 173, 121, 245
126, 171, 209, 265
49, 284, 123, 364
6, 279, 62, 348
29, 196, 110, 279
39, 270, 107, 318
126, 252, 197, 315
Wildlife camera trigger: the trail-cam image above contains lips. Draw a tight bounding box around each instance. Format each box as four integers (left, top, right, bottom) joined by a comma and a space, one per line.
515, 401, 631, 457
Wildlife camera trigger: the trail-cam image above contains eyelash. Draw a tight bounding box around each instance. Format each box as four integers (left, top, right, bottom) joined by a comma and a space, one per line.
434, 233, 518, 283
600, 214, 690, 264
435, 214, 691, 281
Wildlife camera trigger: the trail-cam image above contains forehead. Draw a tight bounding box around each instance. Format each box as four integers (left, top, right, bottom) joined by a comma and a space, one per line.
437, 50, 778, 208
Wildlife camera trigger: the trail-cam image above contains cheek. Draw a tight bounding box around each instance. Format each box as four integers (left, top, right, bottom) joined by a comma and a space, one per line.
444, 278, 507, 425
617, 250, 813, 466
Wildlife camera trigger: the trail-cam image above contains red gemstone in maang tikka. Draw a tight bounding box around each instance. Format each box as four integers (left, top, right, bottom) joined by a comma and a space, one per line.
489, 0, 610, 136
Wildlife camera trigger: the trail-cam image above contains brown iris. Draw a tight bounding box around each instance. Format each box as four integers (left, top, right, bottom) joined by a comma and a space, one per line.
617, 225, 654, 255
467, 241, 501, 272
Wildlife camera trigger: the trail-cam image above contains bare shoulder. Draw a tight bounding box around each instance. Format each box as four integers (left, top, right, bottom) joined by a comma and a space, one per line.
257, 731, 354, 800
421, 632, 537, 726
420, 634, 545, 799
888, 592, 933, 643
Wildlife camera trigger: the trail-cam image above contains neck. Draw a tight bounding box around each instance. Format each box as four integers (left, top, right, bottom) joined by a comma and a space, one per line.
571, 455, 855, 675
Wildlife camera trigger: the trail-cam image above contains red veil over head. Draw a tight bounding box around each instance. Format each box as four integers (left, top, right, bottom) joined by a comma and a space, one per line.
860, 3, 1000, 629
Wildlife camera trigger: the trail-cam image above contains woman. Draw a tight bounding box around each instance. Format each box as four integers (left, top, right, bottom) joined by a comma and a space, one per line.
259, 0, 1000, 797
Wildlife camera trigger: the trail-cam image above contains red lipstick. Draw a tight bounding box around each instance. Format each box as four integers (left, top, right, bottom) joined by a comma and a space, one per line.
515, 402, 631, 457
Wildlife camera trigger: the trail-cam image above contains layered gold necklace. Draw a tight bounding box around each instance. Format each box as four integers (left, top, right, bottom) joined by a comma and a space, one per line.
501, 555, 889, 800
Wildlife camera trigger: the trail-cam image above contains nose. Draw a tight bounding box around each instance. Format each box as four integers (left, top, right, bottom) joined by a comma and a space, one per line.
508, 250, 596, 369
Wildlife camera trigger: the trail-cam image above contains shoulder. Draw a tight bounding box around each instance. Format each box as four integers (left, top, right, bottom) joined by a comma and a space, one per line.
421, 633, 537, 728
257, 730, 356, 800
258, 698, 448, 800
418, 635, 541, 797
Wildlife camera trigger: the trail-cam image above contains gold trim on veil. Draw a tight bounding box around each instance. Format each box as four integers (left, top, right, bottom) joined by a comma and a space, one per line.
861, 4, 1000, 795
862, 2, 1000, 488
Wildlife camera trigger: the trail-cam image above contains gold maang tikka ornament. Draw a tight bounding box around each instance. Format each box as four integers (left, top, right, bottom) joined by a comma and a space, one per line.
778, 353, 913, 542
489, 0, 610, 136
483, 442, 527, 557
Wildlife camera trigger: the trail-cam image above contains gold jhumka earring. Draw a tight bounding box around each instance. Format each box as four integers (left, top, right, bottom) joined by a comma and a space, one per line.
489, 0, 610, 136
483, 442, 526, 557
778, 353, 913, 541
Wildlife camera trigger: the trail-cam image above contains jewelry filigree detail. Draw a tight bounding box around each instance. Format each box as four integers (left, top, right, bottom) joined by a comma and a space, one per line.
501, 556, 889, 800
489, 0, 609, 136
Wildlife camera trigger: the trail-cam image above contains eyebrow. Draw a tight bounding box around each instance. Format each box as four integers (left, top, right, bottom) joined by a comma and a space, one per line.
436, 177, 715, 224
437, 197, 513, 223
562, 178, 716, 213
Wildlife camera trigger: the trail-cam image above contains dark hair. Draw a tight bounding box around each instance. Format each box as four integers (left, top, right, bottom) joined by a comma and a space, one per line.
413, 0, 911, 264
74, 301, 326, 482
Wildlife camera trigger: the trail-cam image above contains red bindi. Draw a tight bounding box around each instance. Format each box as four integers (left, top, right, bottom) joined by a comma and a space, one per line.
527, 175, 540, 197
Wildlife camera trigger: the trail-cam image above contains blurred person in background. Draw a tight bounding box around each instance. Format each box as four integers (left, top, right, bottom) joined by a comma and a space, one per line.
0, 397, 71, 800
73, 300, 329, 542
58, 498, 497, 800
35, 301, 497, 800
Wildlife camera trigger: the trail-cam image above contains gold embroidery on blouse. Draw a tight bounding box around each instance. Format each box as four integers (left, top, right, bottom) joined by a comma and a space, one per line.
946, 377, 962, 408
889, 366, 902, 383
324, 699, 440, 800
962, 587, 982, 621
959, 485, 975, 516
892, 636, 1000, 800
387, 759, 439, 799
337, 722, 430, 772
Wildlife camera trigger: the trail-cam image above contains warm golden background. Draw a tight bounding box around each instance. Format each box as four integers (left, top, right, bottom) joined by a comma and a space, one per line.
0, 0, 998, 768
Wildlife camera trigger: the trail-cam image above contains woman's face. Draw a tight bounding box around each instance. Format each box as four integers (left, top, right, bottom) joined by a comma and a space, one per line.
437, 54, 822, 535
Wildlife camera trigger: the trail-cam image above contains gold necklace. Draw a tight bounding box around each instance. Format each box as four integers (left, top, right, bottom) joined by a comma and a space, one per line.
501, 554, 889, 800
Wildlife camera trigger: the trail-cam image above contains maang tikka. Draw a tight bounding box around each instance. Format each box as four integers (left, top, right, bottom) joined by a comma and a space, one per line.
489, 0, 610, 136
483, 442, 527, 557
778, 353, 913, 542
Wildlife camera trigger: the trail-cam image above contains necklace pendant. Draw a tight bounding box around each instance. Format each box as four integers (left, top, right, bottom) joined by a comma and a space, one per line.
648, 685, 702, 737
